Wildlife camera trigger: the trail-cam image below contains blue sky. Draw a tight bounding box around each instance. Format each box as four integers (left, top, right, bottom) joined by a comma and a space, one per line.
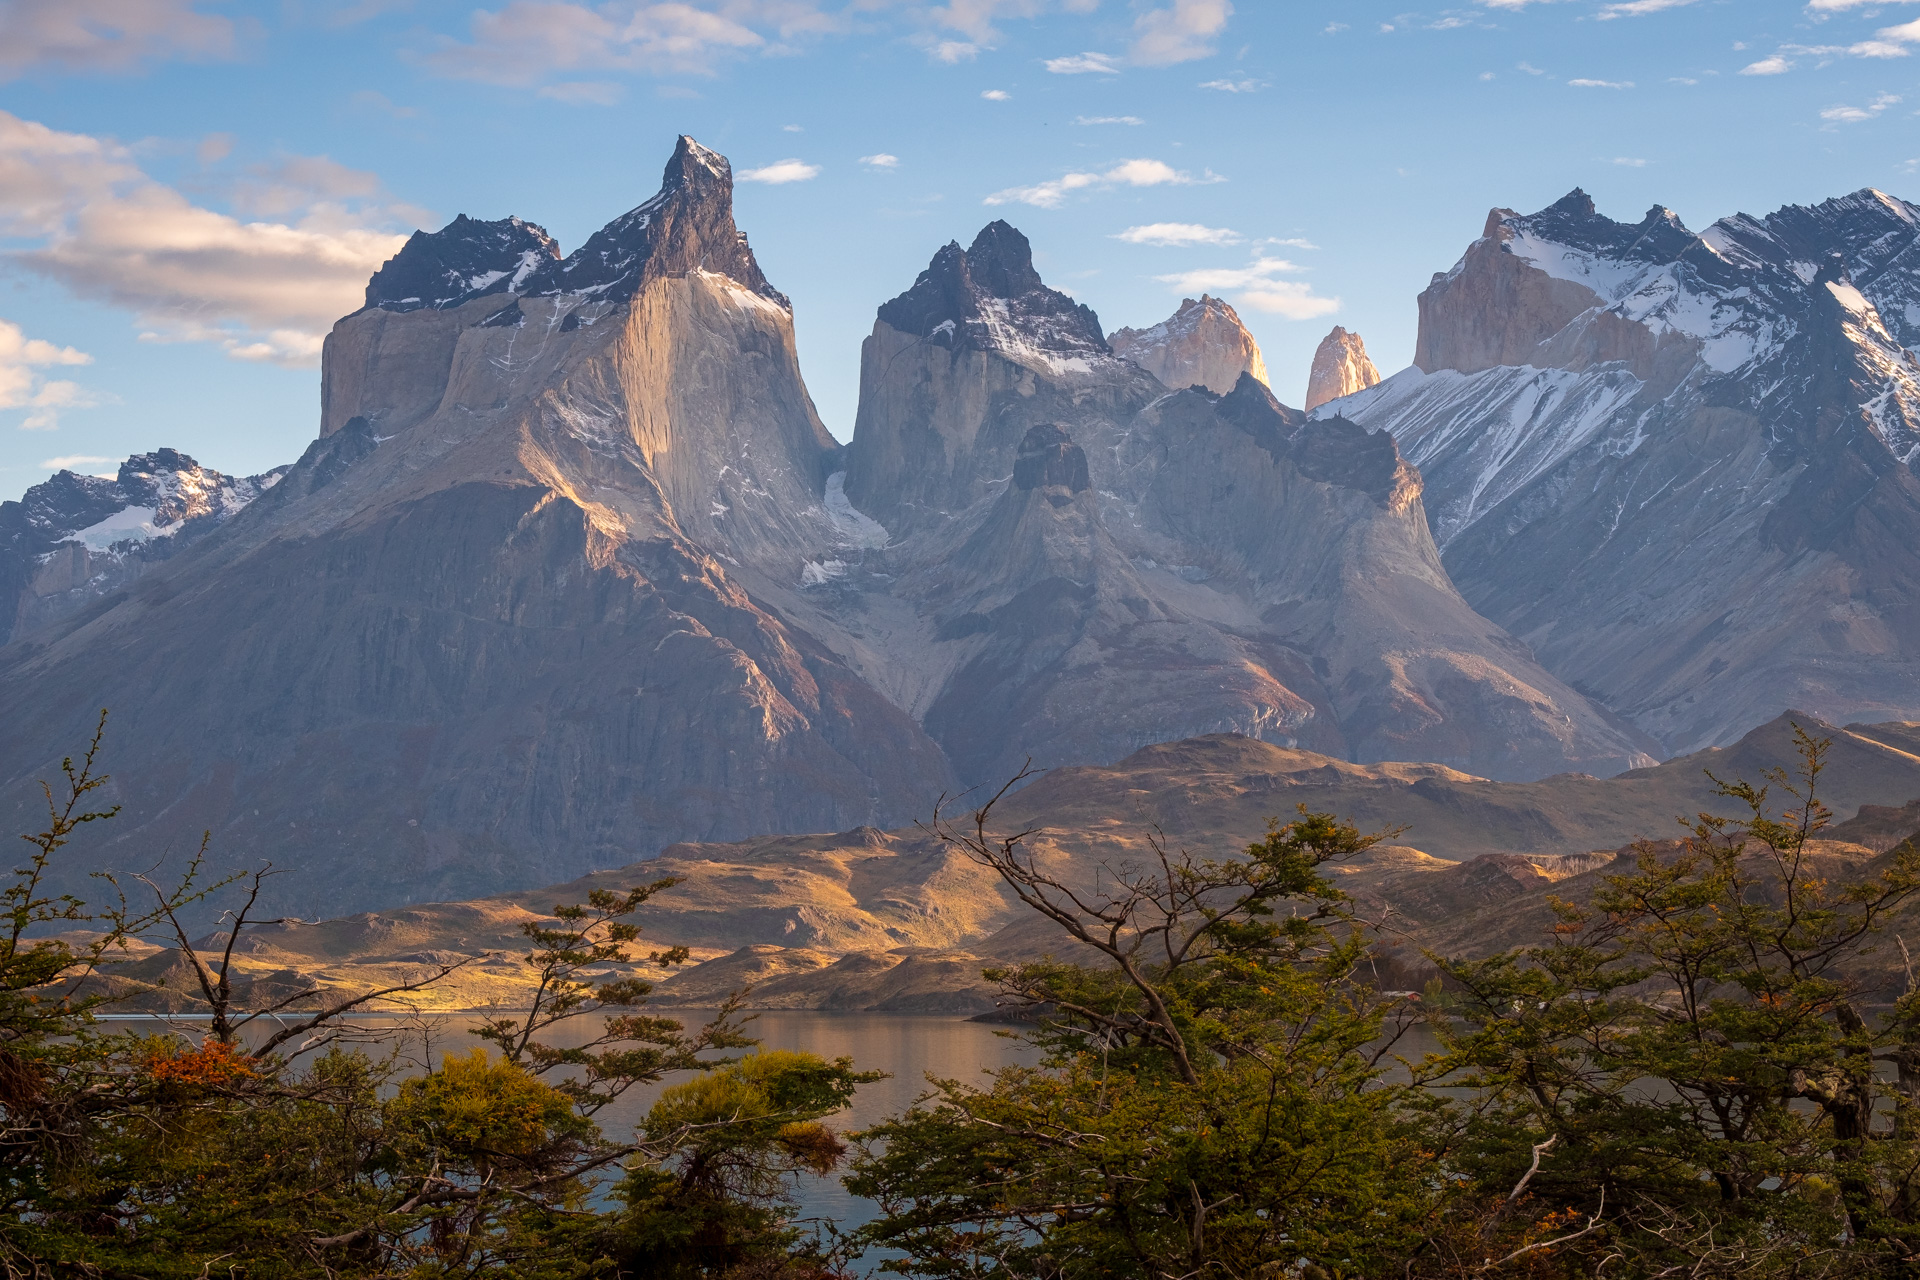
3, 0, 1919, 491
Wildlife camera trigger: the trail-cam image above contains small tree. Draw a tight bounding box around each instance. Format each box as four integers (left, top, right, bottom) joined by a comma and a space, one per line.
848, 776, 1435, 1278
472, 881, 752, 1114
1422, 727, 1920, 1278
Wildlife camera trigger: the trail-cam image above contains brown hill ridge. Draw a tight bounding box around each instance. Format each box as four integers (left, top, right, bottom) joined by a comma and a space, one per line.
98, 713, 1920, 1016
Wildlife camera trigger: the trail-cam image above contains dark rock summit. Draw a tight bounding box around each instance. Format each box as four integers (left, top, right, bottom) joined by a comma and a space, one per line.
874, 220, 1106, 357
362, 215, 559, 312
523, 136, 786, 307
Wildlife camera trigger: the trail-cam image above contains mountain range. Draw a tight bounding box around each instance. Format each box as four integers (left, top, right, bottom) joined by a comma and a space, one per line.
3, 142, 1917, 922
1328, 188, 1920, 752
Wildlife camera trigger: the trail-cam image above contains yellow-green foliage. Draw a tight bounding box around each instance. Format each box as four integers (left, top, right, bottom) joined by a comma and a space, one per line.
647, 1051, 825, 1130
390, 1048, 585, 1163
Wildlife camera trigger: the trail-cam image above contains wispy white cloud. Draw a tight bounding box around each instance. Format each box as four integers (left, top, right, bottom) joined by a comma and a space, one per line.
928, 39, 978, 62
1130, 0, 1232, 66
1198, 76, 1261, 91
1076, 114, 1144, 125
0, 111, 410, 367
1613, 156, 1649, 166
1154, 256, 1338, 320
981, 88, 1010, 99
929, 0, 1100, 44
1821, 90, 1901, 121
1569, 77, 1634, 88
421, 1, 839, 84
39, 454, 117, 472
0, 319, 99, 430
1739, 21, 1920, 76
1045, 50, 1120, 73
1516, 61, 1547, 75
1113, 222, 1241, 246
0, 0, 234, 79
1598, 0, 1696, 17
985, 158, 1221, 209
860, 153, 899, 167
737, 157, 821, 183
1807, 0, 1920, 10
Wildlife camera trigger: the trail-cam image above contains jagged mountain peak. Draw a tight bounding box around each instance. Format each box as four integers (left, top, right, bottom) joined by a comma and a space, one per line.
963, 220, 1047, 299
1505, 189, 1698, 265
525, 134, 785, 307
1547, 187, 1597, 218
1108, 293, 1268, 395
360, 137, 785, 321
874, 220, 1108, 365
362, 214, 559, 313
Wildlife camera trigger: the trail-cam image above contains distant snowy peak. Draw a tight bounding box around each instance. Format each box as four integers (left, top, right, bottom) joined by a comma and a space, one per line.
363, 215, 559, 313
875, 220, 1114, 376
5, 449, 280, 554
0, 448, 286, 642
1110, 294, 1270, 396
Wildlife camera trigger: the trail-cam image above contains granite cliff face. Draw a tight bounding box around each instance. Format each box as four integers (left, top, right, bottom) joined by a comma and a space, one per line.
820, 223, 1654, 784
1109, 294, 1269, 395
1305, 325, 1382, 411
0, 138, 952, 916
1332, 188, 1920, 751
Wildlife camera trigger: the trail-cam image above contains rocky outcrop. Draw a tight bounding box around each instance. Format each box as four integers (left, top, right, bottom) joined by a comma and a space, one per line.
0, 137, 954, 919
1109, 294, 1269, 395
0, 450, 284, 646
1305, 325, 1382, 411
818, 226, 1656, 785
1334, 187, 1920, 751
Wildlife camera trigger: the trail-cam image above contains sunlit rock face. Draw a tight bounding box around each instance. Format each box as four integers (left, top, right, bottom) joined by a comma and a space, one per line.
1305, 325, 1383, 411
1110, 294, 1270, 396
1332, 187, 1920, 752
